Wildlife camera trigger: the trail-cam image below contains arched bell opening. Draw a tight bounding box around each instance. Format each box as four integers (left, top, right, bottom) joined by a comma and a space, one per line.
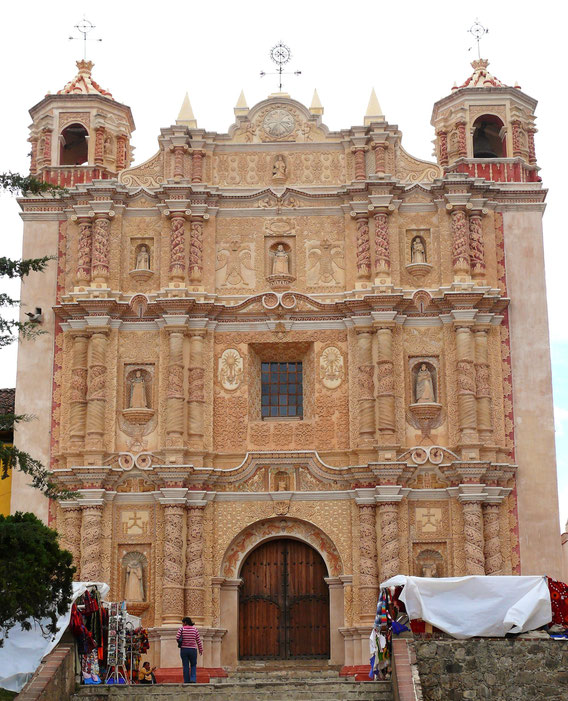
472, 114, 506, 158
59, 123, 89, 165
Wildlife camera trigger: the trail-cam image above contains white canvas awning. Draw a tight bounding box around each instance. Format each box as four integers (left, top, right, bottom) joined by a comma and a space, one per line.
381, 575, 551, 639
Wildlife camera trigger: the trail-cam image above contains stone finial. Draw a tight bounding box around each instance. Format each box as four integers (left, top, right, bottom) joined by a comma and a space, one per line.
309, 89, 324, 116
234, 90, 249, 117
57, 60, 113, 98
364, 88, 384, 125
176, 93, 197, 128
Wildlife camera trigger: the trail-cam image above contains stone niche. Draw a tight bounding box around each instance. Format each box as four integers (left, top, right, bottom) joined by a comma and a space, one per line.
407, 357, 442, 437
122, 364, 155, 424
264, 218, 296, 290
129, 237, 155, 283
405, 228, 433, 279
120, 548, 150, 617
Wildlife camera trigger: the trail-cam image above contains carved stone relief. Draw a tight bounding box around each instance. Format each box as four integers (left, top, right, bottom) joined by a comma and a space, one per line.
306, 238, 344, 286
319, 346, 345, 389
216, 238, 255, 288
218, 348, 244, 391
122, 550, 147, 602
121, 509, 150, 535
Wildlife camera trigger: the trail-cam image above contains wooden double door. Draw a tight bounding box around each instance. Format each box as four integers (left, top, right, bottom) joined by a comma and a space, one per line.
239, 538, 330, 659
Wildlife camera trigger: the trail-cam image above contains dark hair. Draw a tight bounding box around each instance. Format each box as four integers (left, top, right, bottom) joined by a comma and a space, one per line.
143, 661, 150, 668
182, 617, 194, 626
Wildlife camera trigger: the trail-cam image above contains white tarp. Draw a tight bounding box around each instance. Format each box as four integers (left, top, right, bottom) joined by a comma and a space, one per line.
0, 581, 109, 693
381, 575, 551, 639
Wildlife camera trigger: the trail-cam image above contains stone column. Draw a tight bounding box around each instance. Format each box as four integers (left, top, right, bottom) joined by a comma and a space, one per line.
92, 214, 112, 284
527, 129, 537, 165
69, 333, 89, 447
29, 137, 38, 175
378, 501, 400, 582
511, 121, 522, 157
188, 332, 205, 447
80, 505, 104, 581
373, 212, 391, 278
351, 146, 368, 180
41, 128, 52, 165
168, 212, 188, 285
450, 209, 470, 279
166, 330, 185, 448
456, 121, 467, 158
356, 329, 375, 445
353, 214, 371, 280
185, 505, 205, 624
116, 134, 128, 171
372, 142, 387, 175
468, 211, 486, 280
85, 331, 108, 451
76, 217, 93, 284
324, 577, 345, 665
191, 150, 204, 183
62, 506, 82, 578
220, 579, 242, 667
474, 327, 492, 444
455, 325, 478, 445
460, 498, 485, 575
482, 502, 503, 575
357, 503, 379, 623
189, 216, 208, 284
171, 145, 188, 180
376, 326, 395, 439
94, 126, 105, 166
437, 130, 448, 166
162, 504, 185, 624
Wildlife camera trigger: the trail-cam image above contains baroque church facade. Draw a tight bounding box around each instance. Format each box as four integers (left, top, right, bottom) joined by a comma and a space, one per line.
11, 57, 562, 669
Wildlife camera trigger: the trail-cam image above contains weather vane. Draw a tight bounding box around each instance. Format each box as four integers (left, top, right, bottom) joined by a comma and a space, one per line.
260, 42, 301, 92
69, 18, 102, 60
468, 19, 488, 59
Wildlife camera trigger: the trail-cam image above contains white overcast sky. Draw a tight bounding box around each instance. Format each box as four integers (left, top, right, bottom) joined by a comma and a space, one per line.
1, 0, 566, 528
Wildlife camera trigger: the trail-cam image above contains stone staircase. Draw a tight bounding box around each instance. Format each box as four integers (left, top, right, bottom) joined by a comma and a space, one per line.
72, 660, 393, 700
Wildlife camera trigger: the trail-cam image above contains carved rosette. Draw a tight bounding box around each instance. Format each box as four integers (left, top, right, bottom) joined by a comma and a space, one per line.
351, 146, 368, 180
188, 333, 205, 445
191, 150, 204, 184
162, 504, 185, 624
378, 501, 400, 582
376, 327, 395, 437
94, 126, 105, 165
374, 213, 390, 274
461, 500, 485, 575
76, 219, 92, 282
451, 210, 470, 277
437, 130, 448, 166
372, 142, 387, 175
457, 121, 467, 157
355, 215, 371, 279
85, 332, 108, 449
357, 330, 375, 443
166, 331, 185, 447
469, 214, 486, 278
189, 219, 204, 283
62, 508, 82, 577
482, 503, 502, 574
184, 506, 205, 622
455, 326, 477, 443
358, 504, 379, 621
474, 329, 492, 442
169, 215, 186, 282
92, 216, 111, 282
80, 506, 103, 581
69, 334, 89, 446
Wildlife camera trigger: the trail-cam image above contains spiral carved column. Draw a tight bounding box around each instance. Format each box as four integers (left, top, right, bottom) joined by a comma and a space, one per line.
188, 333, 205, 447
528, 129, 537, 165
358, 504, 379, 622
469, 212, 486, 280
29, 137, 38, 175
116, 134, 128, 171
40, 128, 52, 166
374, 212, 391, 276
376, 326, 395, 438
474, 328, 492, 444
191, 150, 204, 183
168, 213, 187, 284
189, 217, 206, 283
80, 506, 104, 581
455, 325, 477, 445
185, 505, 205, 624
166, 330, 185, 448
162, 504, 185, 624
85, 332, 108, 451
372, 141, 387, 175
92, 215, 112, 284
354, 214, 371, 280
356, 330, 375, 445
482, 503, 503, 575
437, 130, 448, 166
351, 146, 368, 180
94, 126, 105, 165
76, 218, 92, 283
378, 501, 400, 582
69, 333, 89, 447
171, 144, 188, 180
456, 121, 467, 158
461, 500, 485, 575
62, 507, 83, 578
450, 209, 470, 279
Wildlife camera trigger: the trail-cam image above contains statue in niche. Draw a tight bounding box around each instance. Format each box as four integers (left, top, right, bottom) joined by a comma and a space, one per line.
417, 549, 443, 578
104, 135, 114, 156
135, 245, 150, 270
129, 370, 148, 408
421, 562, 438, 578
272, 244, 290, 275
275, 471, 290, 491
415, 364, 435, 404
411, 237, 426, 263
123, 553, 145, 601
272, 155, 287, 180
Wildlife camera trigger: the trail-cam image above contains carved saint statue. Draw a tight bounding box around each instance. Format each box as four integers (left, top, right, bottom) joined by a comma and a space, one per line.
129, 370, 148, 408
415, 364, 435, 404
421, 562, 438, 578
272, 155, 287, 179
124, 559, 145, 601
272, 244, 290, 275
135, 245, 150, 270
103, 135, 113, 156
411, 237, 426, 263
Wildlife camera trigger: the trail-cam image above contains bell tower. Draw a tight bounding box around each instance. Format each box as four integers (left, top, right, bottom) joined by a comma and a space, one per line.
431, 59, 539, 182
28, 60, 135, 187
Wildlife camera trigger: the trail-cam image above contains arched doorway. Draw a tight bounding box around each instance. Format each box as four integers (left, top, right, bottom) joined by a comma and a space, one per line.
238, 538, 330, 659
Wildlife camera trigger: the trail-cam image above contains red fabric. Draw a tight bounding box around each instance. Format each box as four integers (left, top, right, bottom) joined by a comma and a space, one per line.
548, 577, 568, 627
176, 625, 203, 654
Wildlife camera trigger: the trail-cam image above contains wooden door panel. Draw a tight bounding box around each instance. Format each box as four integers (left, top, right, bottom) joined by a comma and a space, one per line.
239, 598, 280, 658
288, 598, 329, 657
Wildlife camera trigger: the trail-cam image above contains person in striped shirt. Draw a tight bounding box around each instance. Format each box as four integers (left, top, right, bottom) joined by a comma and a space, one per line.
176, 617, 203, 683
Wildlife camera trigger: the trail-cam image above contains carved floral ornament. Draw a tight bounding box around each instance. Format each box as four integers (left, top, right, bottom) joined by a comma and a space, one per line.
218, 348, 244, 391
319, 345, 345, 389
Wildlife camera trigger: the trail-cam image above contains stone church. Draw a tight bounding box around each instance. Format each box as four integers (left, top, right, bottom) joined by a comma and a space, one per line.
11, 55, 562, 670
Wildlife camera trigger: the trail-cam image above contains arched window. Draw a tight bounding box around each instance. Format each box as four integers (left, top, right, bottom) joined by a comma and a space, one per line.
472, 115, 506, 158
59, 123, 88, 165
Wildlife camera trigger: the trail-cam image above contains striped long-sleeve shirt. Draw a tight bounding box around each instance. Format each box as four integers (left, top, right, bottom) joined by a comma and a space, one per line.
176, 625, 203, 653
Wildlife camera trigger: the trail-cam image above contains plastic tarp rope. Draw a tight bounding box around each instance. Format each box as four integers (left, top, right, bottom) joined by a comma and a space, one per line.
0, 581, 109, 692
380, 575, 551, 639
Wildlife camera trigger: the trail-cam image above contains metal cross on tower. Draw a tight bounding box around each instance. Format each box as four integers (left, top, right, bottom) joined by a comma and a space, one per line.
260, 42, 301, 92
468, 19, 489, 60
69, 17, 102, 60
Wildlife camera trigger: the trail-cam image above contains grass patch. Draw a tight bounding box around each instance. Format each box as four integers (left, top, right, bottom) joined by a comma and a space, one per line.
0, 690, 17, 700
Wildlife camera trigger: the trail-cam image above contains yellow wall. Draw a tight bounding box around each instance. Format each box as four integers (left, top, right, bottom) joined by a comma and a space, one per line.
0, 445, 12, 516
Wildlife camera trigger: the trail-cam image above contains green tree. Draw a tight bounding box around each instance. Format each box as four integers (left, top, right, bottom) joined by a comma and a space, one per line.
0, 512, 74, 645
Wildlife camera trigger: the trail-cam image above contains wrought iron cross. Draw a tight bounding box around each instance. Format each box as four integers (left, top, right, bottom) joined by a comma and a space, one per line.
260, 42, 301, 92
69, 17, 102, 60
468, 19, 488, 60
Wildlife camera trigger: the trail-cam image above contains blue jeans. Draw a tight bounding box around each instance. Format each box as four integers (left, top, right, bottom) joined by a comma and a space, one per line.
180, 647, 198, 683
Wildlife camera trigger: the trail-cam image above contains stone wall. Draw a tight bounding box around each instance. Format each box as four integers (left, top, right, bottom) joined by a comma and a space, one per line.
414, 637, 568, 701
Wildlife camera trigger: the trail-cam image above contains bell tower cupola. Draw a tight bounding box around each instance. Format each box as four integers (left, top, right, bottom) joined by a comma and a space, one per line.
28, 60, 135, 187
431, 59, 539, 182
